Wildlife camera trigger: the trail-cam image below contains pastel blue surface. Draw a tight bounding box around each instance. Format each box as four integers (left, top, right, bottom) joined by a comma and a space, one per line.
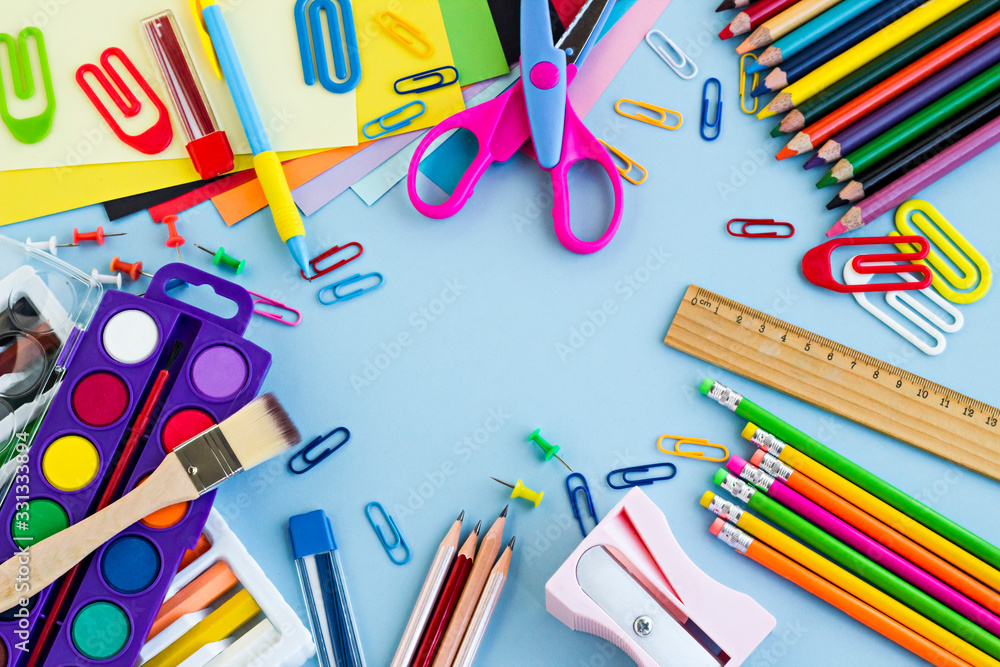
14, 1, 1000, 665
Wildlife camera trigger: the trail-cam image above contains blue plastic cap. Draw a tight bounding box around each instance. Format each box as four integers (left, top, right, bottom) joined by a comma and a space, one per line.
289, 509, 337, 559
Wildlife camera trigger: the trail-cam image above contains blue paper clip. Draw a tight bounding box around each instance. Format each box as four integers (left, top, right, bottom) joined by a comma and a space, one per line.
366, 501, 410, 565
362, 101, 425, 139
394, 66, 459, 95
700, 77, 722, 142
294, 0, 361, 93
566, 473, 597, 538
288, 427, 350, 474
317, 272, 384, 305
606, 462, 677, 489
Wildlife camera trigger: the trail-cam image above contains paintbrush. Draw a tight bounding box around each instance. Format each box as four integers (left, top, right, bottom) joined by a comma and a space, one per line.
0, 393, 300, 612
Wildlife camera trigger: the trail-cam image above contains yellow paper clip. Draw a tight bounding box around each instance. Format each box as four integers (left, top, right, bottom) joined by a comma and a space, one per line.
657, 435, 729, 462
376, 11, 434, 59
890, 199, 992, 304
615, 99, 682, 130
740, 53, 758, 114
599, 140, 647, 185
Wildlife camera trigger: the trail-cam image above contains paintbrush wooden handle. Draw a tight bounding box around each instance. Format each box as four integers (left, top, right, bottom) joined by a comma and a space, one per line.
0, 455, 198, 611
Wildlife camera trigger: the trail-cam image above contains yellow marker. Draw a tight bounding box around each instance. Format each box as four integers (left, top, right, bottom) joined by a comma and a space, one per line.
614, 99, 682, 130
42, 436, 100, 492
492, 477, 543, 507
890, 199, 992, 304
143, 589, 260, 667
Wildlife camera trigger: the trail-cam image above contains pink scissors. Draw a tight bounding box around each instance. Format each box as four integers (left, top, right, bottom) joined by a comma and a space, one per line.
406, 0, 623, 255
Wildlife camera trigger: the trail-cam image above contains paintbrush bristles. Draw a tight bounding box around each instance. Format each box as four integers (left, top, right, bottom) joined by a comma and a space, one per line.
219, 393, 301, 471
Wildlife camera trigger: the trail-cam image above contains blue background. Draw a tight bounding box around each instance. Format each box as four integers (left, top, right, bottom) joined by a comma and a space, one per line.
15, 0, 1000, 664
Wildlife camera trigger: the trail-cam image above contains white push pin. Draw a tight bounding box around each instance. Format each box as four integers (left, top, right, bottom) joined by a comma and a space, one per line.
91, 269, 123, 289
26, 236, 60, 255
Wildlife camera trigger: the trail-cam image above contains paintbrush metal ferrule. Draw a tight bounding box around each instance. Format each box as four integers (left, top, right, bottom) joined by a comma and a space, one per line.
173, 425, 242, 493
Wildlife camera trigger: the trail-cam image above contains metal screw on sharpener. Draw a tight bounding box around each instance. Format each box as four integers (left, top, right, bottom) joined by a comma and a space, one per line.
633, 616, 652, 637
187, 466, 198, 475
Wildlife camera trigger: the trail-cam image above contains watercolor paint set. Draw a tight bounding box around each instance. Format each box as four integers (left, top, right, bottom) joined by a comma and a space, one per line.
0, 239, 272, 667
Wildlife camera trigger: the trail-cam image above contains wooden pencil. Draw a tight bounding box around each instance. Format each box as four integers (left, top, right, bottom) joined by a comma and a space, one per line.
829, 90, 1000, 208
753, 0, 928, 96
717, 0, 754, 12
759, 0, 975, 118
780, 9, 1000, 155
719, 0, 800, 39
430, 507, 507, 667
452, 538, 515, 667
828, 114, 1000, 236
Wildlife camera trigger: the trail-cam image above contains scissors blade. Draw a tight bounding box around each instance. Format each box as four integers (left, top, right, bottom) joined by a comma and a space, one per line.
556, 0, 615, 67
521, 0, 567, 169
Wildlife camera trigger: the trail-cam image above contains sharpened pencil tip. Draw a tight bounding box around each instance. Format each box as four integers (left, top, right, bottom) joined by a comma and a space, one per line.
507, 536, 516, 549
500, 505, 509, 518
474, 520, 482, 534
803, 154, 825, 170
775, 146, 795, 161
769, 124, 783, 138
457, 510, 465, 521
827, 196, 847, 210
816, 173, 838, 189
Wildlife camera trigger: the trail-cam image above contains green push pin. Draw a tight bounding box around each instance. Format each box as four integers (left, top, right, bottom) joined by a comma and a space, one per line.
528, 428, 572, 471
491, 477, 543, 507
195, 244, 245, 274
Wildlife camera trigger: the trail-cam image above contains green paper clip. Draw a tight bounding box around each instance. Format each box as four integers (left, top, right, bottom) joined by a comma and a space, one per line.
0, 27, 56, 144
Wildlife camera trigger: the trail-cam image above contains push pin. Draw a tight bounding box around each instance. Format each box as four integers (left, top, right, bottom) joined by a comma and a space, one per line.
528, 429, 572, 471
157, 214, 185, 262
491, 477, 543, 507
110, 256, 153, 281
91, 269, 123, 289
194, 244, 245, 274
25, 236, 75, 256
73, 226, 126, 246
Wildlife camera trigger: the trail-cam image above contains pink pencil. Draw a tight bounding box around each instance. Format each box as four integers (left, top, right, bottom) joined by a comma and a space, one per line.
827, 114, 1000, 237
727, 456, 1000, 635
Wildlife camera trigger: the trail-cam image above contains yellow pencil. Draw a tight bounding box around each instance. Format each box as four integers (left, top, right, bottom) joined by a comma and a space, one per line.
759, 0, 974, 118
702, 494, 998, 667
738, 0, 847, 54
742, 424, 1000, 592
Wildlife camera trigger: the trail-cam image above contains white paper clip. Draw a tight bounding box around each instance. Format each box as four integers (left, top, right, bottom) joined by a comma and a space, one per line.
845, 258, 962, 356
645, 29, 697, 80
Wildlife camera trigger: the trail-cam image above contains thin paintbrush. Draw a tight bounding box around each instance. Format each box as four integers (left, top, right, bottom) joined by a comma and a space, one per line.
0, 393, 300, 612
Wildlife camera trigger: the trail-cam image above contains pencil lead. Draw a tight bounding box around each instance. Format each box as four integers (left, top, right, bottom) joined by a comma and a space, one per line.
826, 195, 848, 210
803, 154, 825, 170
769, 124, 784, 138
715, 0, 735, 11
775, 146, 795, 161
500, 505, 508, 518
457, 510, 465, 521
507, 536, 516, 549
473, 520, 482, 535
816, 173, 838, 189
750, 82, 769, 98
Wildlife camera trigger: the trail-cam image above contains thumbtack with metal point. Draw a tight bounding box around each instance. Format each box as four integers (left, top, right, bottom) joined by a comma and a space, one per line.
158, 214, 185, 263
24, 236, 70, 255
491, 477, 543, 507
195, 244, 246, 274
110, 256, 153, 281
528, 428, 572, 471
91, 269, 123, 289
73, 226, 126, 245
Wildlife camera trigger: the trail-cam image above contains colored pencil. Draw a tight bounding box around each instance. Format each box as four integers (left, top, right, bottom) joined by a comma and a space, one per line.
753, 0, 889, 70
772, 1, 1000, 134
829, 114, 1000, 235
819, 61, 1000, 185
712, 469, 1000, 660
753, 0, 929, 96
737, 0, 848, 53
390, 512, 464, 667
719, 0, 801, 39
759, 0, 975, 118
717, 0, 755, 12
452, 537, 515, 667
729, 456, 1000, 635
431, 507, 507, 667
743, 423, 1000, 594
750, 450, 1000, 617
806, 34, 1000, 167
412, 523, 480, 667
710, 520, 982, 667
703, 496, 998, 667
829, 90, 1000, 207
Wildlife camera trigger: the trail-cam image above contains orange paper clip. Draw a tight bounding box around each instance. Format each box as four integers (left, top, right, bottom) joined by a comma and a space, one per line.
614, 99, 682, 130
376, 12, 434, 58
657, 435, 729, 462
599, 141, 647, 185
727, 219, 794, 238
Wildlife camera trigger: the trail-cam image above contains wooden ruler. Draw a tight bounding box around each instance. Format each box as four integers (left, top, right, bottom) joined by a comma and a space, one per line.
665, 284, 1000, 481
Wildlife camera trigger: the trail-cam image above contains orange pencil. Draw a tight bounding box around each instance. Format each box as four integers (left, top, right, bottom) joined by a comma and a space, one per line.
752, 450, 1000, 617
779, 9, 1000, 158
711, 520, 975, 667
719, 0, 801, 39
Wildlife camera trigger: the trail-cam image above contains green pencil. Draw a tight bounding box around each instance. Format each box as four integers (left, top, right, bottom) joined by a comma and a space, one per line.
771, 0, 1000, 135
713, 469, 1000, 660
701, 378, 1000, 572
818, 61, 1000, 186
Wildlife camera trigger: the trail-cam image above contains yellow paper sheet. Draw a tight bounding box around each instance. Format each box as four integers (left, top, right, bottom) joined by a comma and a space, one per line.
353, 0, 465, 142
0, 0, 357, 172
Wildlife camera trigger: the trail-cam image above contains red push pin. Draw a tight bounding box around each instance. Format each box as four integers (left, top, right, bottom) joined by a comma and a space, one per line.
157, 214, 185, 263
110, 256, 153, 281
73, 226, 127, 246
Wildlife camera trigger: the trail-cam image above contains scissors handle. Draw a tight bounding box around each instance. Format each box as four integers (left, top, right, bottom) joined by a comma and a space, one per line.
549, 93, 624, 254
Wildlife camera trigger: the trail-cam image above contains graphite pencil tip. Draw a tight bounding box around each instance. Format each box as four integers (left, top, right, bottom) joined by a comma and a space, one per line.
507, 536, 516, 549
457, 510, 465, 521
500, 505, 509, 518
473, 520, 482, 534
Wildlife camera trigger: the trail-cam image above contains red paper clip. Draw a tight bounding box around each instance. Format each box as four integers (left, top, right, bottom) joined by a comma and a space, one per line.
76, 47, 173, 155
300, 242, 363, 281
727, 219, 794, 238
802, 235, 932, 293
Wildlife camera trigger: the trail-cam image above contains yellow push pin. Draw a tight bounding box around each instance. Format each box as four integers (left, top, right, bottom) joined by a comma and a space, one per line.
491, 477, 543, 507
